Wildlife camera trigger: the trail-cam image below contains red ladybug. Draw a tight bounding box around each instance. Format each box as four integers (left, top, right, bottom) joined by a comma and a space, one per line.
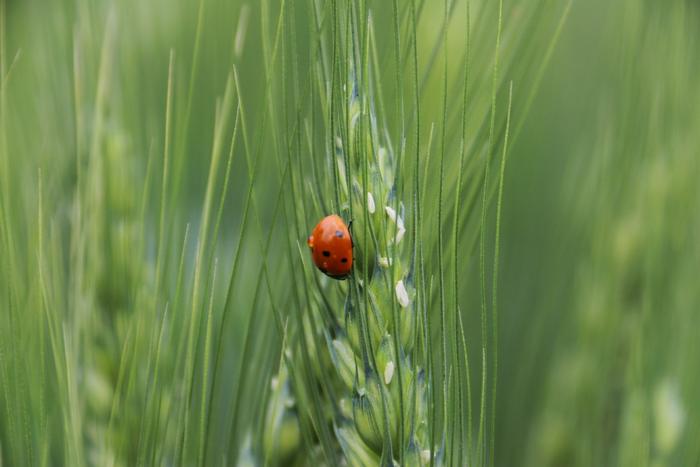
307, 215, 353, 279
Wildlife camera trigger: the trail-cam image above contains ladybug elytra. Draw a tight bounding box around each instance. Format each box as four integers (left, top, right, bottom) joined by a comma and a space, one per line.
307, 215, 353, 279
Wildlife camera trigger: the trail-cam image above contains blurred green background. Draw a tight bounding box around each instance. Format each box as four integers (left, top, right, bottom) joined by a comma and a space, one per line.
1, 0, 698, 465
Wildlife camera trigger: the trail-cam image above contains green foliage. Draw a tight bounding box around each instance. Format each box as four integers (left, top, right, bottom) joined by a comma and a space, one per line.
0, 0, 699, 466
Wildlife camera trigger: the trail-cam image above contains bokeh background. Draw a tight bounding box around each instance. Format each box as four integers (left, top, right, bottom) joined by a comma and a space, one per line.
1, 0, 698, 465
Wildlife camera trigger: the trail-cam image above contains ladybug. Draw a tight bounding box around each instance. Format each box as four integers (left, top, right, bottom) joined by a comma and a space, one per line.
307, 214, 353, 279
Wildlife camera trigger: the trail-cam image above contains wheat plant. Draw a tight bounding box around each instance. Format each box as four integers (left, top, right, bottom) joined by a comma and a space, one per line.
1, 0, 699, 466
258, 0, 570, 465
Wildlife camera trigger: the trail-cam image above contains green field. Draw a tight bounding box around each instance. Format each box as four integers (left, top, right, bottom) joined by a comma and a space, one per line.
1, 0, 698, 466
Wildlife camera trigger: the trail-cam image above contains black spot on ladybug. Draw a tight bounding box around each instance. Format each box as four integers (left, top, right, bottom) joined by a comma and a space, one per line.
335, 230, 343, 238
320, 267, 327, 274
341, 258, 348, 263
322, 250, 331, 257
